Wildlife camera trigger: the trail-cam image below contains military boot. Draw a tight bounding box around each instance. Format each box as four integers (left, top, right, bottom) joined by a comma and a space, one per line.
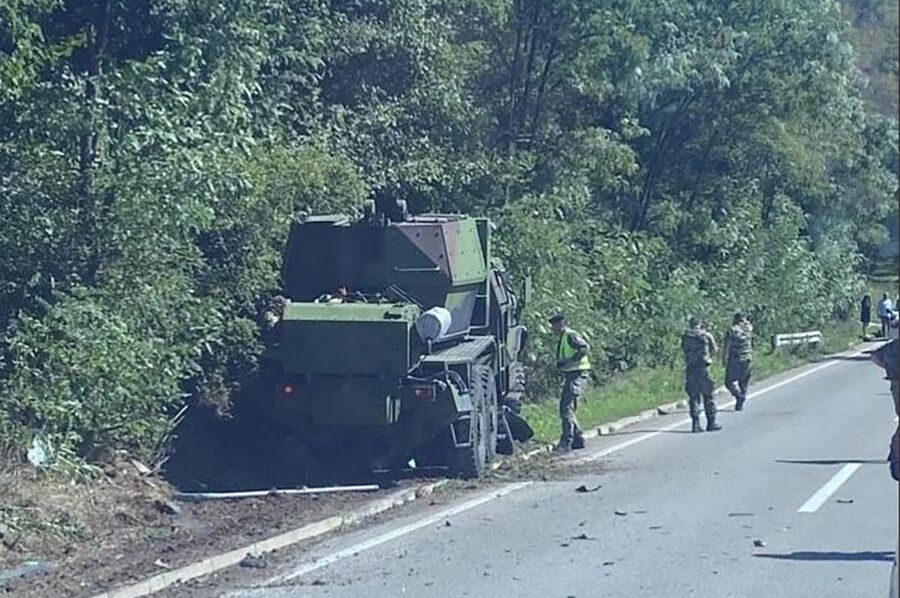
735, 395, 745, 411
552, 441, 571, 454
706, 414, 722, 432
691, 417, 703, 433
571, 432, 586, 450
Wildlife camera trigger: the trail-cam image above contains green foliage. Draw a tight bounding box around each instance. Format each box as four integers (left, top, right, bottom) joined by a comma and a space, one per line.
0, 0, 896, 469
0, 284, 209, 463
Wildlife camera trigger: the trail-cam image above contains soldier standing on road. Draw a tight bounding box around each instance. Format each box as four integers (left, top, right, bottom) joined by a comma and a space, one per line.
550, 313, 591, 453
871, 338, 899, 481
722, 312, 753, 411
682, 316, 722, 433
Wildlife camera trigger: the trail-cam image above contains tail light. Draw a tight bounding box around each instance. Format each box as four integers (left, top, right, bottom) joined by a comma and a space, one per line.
279, 383, 295, 397
412, 385, 436, 400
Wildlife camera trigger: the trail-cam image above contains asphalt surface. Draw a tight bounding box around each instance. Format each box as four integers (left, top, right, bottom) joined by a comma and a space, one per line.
210, 348, 898, 598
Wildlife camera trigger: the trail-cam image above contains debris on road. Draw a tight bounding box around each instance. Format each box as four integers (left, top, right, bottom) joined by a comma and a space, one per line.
153, 498, 182, 516
753, 539, 766, 548
444, 520, 452, 527
0, 524, 20, 549
728, 512, 754, 517
603, 561, 615, 566
153, 559, 171, 570
239, 554, 268, 569
173, 484, 381, 502
614, 510, 628, 516
575, 484, 602, 493
649, 526, 663, 531
571, 533, 596, 541
0, 560, 47, 588
836, 498, 854, 504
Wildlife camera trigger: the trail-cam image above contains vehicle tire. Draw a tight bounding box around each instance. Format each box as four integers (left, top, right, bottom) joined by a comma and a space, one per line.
508, 361, 526, 393
449, 366, 490, 479
479, 366, 499, 464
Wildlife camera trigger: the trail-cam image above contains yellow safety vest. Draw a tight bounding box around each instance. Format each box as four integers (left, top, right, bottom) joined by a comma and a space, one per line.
557, 329, 591, 372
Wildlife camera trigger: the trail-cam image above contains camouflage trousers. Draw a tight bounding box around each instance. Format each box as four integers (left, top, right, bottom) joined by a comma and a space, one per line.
560, 371, 589, 445
890, 381, 899, 482
685, 366, 716, 421
725, 360, 752, 402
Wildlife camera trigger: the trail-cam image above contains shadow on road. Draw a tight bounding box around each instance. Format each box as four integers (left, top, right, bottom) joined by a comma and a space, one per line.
818, 354, 874, 362
754, 551, 895, 563
775, 459, 887, 465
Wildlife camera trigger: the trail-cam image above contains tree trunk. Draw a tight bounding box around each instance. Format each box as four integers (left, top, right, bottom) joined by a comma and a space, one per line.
79, 0, 110, 284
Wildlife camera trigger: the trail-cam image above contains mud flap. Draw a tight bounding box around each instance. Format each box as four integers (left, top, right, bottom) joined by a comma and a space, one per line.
495, 409, 515, 456
505, 408, 534, 442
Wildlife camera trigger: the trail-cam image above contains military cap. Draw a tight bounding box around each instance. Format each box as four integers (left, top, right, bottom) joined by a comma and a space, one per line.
548, 313, 566, 324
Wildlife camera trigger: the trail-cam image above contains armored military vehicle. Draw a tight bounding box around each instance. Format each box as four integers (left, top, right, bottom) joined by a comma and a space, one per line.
259, 197, 531, 479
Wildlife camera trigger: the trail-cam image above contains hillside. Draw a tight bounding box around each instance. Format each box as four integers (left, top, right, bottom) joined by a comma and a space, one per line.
0, 0, 897, 480
845, 0, 900, 117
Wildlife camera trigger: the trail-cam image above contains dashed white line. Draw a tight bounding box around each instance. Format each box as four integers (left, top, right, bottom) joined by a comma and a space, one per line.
797, 463, 862, 513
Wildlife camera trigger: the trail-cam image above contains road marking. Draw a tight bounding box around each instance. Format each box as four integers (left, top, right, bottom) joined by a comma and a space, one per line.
242, 348, 864, 591
573, 352, 862, 465
262, 482, 531, 586
797, 463, 862, 513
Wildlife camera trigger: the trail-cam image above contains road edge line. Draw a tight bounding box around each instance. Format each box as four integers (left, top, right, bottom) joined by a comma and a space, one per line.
264, 481, 532, 586
90, 480, 448, 598
569, 346, 868, 465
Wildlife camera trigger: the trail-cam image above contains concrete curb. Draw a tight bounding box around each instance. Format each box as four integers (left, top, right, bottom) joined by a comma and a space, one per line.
594, 391, 729, 436
91, 480, 447, 598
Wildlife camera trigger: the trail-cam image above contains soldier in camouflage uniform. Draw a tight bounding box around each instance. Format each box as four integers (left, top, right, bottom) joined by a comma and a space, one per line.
261, 295, 288, 344
550, 313, 591, 453
681, 316, 722, 433
722, 312, 753, 411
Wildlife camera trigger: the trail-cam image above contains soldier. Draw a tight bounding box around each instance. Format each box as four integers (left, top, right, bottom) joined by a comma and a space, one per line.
261, 295, 288, 344
682, 316, 722, 433
549, 313, 591, 453
722, 312, 753, 411
871, 338, 899, 481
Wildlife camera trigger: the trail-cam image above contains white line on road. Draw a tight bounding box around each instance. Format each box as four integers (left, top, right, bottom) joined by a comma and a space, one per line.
797, 463, 862, 513
262, 481, 532, 587
574, 352, 862, 465
244, 349, 864, 591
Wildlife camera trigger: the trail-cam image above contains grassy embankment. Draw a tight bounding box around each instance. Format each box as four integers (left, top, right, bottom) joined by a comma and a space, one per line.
524, 314, 891, 445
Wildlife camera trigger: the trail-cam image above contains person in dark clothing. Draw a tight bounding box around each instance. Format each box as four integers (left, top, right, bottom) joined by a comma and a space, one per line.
870, 339, 898, 482
860, 295, 872, 339
878, 293, 894, 338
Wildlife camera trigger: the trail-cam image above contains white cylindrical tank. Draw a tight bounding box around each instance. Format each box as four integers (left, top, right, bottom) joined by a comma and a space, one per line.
416, 307, 452, 342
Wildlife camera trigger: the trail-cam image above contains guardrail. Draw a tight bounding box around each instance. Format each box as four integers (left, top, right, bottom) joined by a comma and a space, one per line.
771, 330, 822, 349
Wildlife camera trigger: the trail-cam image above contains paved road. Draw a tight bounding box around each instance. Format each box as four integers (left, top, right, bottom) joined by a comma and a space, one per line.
212, 348, 898, 598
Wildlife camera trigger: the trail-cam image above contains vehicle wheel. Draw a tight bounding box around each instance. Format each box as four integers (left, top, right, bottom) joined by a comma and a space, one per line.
508, 361, 526, 393
479, 366, 499, 464
449, 366, 489, 479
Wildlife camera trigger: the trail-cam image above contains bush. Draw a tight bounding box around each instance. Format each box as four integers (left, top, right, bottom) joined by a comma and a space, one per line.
0, 285, 208, 465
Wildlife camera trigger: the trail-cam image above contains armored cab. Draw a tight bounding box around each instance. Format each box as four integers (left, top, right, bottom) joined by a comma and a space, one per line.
260, 199, 530, 479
